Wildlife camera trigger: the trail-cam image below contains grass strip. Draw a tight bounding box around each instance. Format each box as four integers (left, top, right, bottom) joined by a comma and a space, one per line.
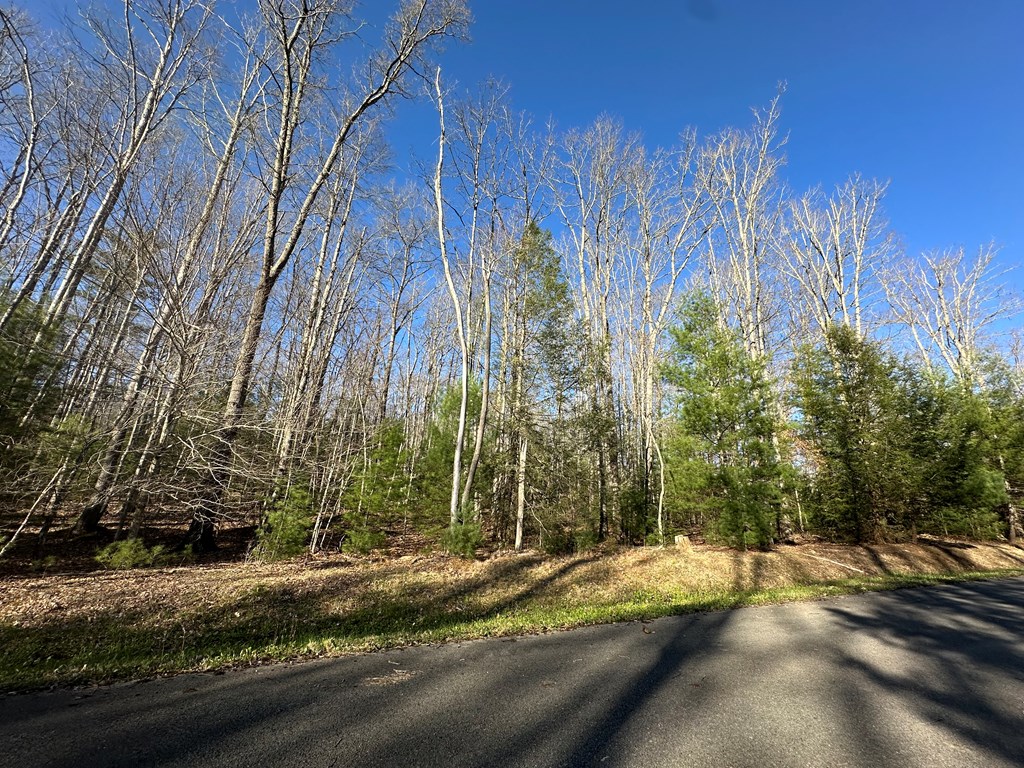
3, 566, 1022, 692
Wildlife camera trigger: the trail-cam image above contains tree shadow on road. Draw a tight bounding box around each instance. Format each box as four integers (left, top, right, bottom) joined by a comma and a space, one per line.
820, 579, 1024, 766
5, 577, 1024, 767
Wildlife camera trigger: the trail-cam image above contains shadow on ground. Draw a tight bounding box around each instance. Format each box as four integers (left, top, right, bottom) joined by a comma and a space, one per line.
3, 578, 1023, 767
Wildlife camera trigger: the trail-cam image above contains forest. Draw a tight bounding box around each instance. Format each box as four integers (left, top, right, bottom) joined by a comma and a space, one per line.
1, 0, 1022, 569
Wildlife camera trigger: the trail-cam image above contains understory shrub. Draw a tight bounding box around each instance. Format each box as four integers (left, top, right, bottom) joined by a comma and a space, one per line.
541, 525, 598, 555
95, 539, 191, 569
342, 527, 387, 555
442, 521, 482, 558
252, 484, 314, 561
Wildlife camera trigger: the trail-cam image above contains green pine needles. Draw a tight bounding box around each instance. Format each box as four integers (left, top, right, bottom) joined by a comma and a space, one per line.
662, 294, 783, 549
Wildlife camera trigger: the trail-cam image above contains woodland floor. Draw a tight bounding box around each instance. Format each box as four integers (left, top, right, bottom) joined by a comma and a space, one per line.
2, 530, 1024, 691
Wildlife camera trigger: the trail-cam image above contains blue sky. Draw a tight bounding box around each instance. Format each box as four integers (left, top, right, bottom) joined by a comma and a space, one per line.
402, 0, 1022, 271
34, 0, 1023, 277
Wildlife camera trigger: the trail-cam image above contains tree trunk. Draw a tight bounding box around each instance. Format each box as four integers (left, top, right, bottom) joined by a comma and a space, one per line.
514, 433, 528, 551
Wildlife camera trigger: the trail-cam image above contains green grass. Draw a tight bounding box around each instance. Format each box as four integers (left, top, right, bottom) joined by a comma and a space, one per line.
3, 565, 1022, 692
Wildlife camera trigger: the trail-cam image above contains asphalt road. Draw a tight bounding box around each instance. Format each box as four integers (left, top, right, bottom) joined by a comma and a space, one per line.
4, 577, 1024, 768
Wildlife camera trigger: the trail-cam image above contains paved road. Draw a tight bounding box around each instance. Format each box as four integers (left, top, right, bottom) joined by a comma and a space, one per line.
4, 578, 1024, 768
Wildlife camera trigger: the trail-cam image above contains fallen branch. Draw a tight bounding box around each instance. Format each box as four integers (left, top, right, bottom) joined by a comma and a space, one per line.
798, 551, 867, 574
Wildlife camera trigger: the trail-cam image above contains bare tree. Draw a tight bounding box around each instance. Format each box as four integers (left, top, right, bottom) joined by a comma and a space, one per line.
553, 117, 639, 539
193, 0, 469, 548
75, 21, 266, 532
38, 0, 213, 336
618, 134, 710, 540
433, 66, 471, 531
0, 8, 48, 269
697, 93, 786, 362
782, 175, 892, 346
883, 244, 1019, 385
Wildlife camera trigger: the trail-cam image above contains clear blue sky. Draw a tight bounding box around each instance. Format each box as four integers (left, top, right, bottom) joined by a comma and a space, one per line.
404, 0, 1022, 272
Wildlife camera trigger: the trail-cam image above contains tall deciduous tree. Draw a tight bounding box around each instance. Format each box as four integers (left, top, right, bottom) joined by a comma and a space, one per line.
194, 0, 469, 549
697, 93, 786, 363
781, 175, 892, 347
883, 245, 1018, 385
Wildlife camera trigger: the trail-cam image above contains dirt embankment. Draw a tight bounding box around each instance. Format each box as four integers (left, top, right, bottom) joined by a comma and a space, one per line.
3, 538, 1023, 630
